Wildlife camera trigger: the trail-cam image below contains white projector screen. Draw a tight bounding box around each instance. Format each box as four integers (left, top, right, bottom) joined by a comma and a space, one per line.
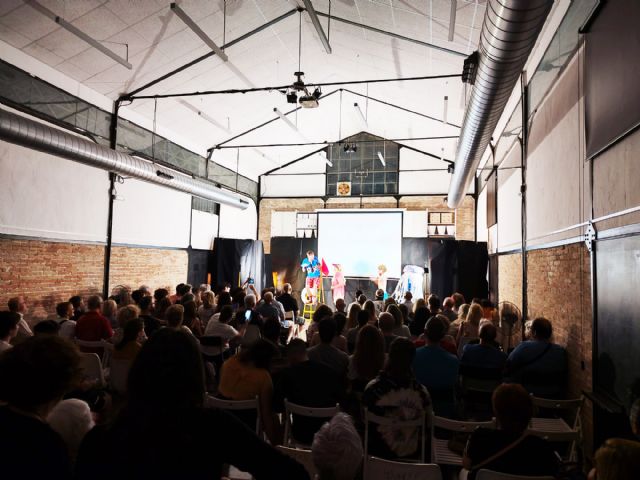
317, 211, 402, 278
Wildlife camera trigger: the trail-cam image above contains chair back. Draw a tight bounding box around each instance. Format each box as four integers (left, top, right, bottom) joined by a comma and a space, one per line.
79, 353, 105, 387
432, 416, 495, 433
430, 416, 496, 467
242, 324, 261, 346
284, 311, 294, 320
109, 358, 131, 394
531, 395, 584, 429
365, 456, 442, 480
364, 408, 427, 463
283, 399, 339, 447
475, 469, 554, 480
75, 338, 105, 356
276, 446, 317, 479
206, 395, 261, 435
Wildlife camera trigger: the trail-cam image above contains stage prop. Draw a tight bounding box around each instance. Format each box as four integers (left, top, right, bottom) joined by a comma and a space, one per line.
210, 239, 265, 292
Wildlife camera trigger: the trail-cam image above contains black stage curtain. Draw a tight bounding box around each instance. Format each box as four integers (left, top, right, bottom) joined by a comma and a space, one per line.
210, 239, 265, 292
187, 249, 210, 288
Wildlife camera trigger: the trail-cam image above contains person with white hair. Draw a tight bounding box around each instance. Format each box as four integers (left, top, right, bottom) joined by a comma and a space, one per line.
47, 398, 95, 462
312, 413, 363, 480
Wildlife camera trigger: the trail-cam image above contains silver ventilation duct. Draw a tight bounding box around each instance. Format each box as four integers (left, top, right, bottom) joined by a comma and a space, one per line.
0, 109, 250, 210
447, 0, 553, 208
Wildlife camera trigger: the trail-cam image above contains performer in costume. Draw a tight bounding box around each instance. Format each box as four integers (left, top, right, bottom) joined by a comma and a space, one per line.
301, 250, 321, 304
330, 263, 346, 303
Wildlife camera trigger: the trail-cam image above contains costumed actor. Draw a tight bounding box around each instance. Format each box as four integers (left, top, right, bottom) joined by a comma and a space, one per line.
301, 250, 321, 305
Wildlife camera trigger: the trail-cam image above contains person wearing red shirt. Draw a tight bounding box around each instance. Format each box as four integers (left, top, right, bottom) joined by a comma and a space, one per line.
75, 295, 113, 344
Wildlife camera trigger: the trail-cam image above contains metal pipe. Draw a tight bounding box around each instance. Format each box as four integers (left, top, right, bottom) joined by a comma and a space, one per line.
301, 0, 332, 54
447, 0, 553, 208
170, 3, 228, 62
0, 109, 249, 209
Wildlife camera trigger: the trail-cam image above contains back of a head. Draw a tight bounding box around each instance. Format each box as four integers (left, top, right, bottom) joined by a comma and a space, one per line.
262, 317, 281, 343
318, 317, 337, 344
56, 301, 71, 318
69, 295, 83, 308
593, 438, 640, 480
424, 316, 447, 343
7, 296, 21, 313
155, 297, 172, 319
244, 294, 256, 309
241, 339, 278, 370
375, 289, 384, 300
102, 299, 117, 318
131, 289, 145, 305
313, 304, 333, 324
127, 328, 205, 411
0, 336, 81, 412
117, 304, 140, 328
452, 292, 465, 308
466, 303, 484, 327
0, 311, 20, 338
138, 295, 153, 313
180, 293, 196, 305
312, 413, 363, 480
427, 294, 441, 311
283, 283, 292, 294
479, 322, 498, 343
414, 298, 427, 312
531, 317, 553, 340
404, 291, 413, 301
47, 398, 94, 459
117, 318, 143, 350
286, 338, 308, 363
87, 295, 103, 311
386, 304, 403, 327
443, 297, 455, 309
263, 291, 273, 304
217, 291, 232, 311
34, 320, 61, 336
492, 384, 533, 434
378, 312, 395, 333
356, 309, 369, 328
357, 294, 366, 305
414, 306, 430, 325
457, 303, 470, 321
354, 289, 363, 299
154, 288, 169, 302
165, 304, 184, 328
201, 291, 214, 309
363, 300, 376, 320
333, 312, 347, 336
219, 305, 234, 324
386, 337, 416, 379
335, 298, 346, 311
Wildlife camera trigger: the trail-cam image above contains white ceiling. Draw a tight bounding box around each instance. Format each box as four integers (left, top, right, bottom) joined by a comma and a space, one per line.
0, 0, 486, 179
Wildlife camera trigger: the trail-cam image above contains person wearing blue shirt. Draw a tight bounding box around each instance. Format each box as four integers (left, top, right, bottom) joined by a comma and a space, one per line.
301, 250, 321, 304
413, 315, 459, 417
461, 323, 507, 371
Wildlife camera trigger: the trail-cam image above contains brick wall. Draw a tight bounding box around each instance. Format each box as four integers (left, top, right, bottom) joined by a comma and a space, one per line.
0, 237, 188, 324
500, 243, 594, 456
258, 194, 476, 253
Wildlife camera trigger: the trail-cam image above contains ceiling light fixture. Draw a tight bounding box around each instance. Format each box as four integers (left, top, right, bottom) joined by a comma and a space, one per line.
448, 0, 457, 42
443, 96, 449, 124
354, 103, 368, 127
274, 108, 299, 131
170, 3, 228, 62
343, 143, 358, 154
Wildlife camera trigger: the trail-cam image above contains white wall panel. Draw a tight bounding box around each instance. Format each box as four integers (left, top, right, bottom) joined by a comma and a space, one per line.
219, 194, 257, 240
403, 210, 428, 237
261, 174, 325, 197
477, 187, 488, 242
0, 140, 109, 241
399, 171, 451, 194
271, 211, 297, 237
399, 147, 448, 170
191, 210, 218, 250
497, 170, 521, 251
112, 178, 191, 248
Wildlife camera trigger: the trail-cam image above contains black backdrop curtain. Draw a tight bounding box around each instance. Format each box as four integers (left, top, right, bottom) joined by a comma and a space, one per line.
210, 239, 265, 292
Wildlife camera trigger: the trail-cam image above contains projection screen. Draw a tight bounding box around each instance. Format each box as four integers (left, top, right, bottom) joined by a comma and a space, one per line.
317, 210, 402, 278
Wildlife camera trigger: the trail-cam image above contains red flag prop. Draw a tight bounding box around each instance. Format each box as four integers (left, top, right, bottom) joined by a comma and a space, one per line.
320, 258, 330, 276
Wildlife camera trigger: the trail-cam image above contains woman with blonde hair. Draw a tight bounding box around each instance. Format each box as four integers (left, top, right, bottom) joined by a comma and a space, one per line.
457, 303, 483, 353
363, 300, 377, 324
449, 303, 470, 336
413, 298, 427, 316
102, 299, 118, 329
387, 304, 410, 338
588, 438, 640, 480
346, 302, 361, 330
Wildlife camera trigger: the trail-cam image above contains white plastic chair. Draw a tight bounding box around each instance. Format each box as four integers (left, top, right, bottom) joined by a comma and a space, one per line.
529, 395, 584, 462
75, 338, 106, 357
79, 353, 105, 387
475, 469, 554, 480
430, 416, 496, 466
283, 399, 339, 447
206, 395, 261, 435
526, 428, 581, 463
276, 446, 317, 479
365, 456, 442, 480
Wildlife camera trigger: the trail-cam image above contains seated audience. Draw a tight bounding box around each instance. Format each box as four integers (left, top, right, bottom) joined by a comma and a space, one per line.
441, 297, 457, 322
481, 299, 496, 319
76, 329, 308, 479
308, 318, 349, 378
388, 304, 411, 339
202, 305, 240, 357
348, 324, 385, 394
462, 384, 559, 479
76, 295, 113, 345
461, 323, 507, 371
335, 298, 347, 315
363, 338, 431, 460
312, 413, 363, 480
257, 291, 282, 322
197, 291, 216, 327
209, 291, 232, 324
413, 316, 459, 416
307, 304, 333, 341
449, 303, 470, 336
218, 339, 281, 445
427, 294, 441, 316
101, 299, 118, 329
412, 298, 427, 318
403, 291, 413, 310
346, 302, 361, 330
69, 295, 85, 321
153, 296, 172, 321
137, 296, 162, 338
112, 317, 144, 362
457, 303, 483, 352
47, 398, 94, 463
346, 309, 368, 354
182, 300, 203, 337
378, 312, 398, 352
363, 300, 377, 325
588, 438, 640, 480
277, 283, 302, 342
310, 313, 348, 353
414, 314, 458, 356
0, 335, 82, 479
7, 296, 32, 343
452, 292, 466, 313
111, 304, 140, 345
0, 311, 20, 353
165, 304, 191, 335
34, 319, 61, 336
275, 339, 345, 445
409, 305, 430, 337
55, 301, 77, 339
262, 317, 288, 376
505, 317, 568, 398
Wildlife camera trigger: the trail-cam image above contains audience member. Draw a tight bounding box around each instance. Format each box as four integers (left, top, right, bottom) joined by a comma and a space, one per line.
101, 299, 118, 329
308, 318, 349, 378
209, 291, 232, 323
346, 290, 363, 316
275, 339, 345, 445
461, 323, 507, 372
76, 295, 113, 347
47, 398, 94, 463
202, 305, 241, 357
363, 338, 431, 459
413, 316, 459, 416
452, 292, 465, 313
449, 303, 470, 336
403, 291, 414, 310
346, 302, 361, 330
277, 283, 302, 342
55, 301, 76, 339
588, 438, 640, 480
457, 303, 483, 350
131, 288, 145, 306
198, 291, 216, 327
363, 300, 377, 324
310, 312, 348, 352
373, 289, 386, 314
153, 296, 172, 321
7, 296, 32, 343
335, 298, 347, 315
182, 300, 203, 337
378, 312, 398, 353
34, 319, 61, 336
505, 317, 567, 398
442, 297, 457, 322
409, 306, 430, 337
76, 329, 308, 479
112, 317, 144, 362
165, 304, 191, 335
312, 413, 363, 480
413, 297, 427, 317
481, 299, 495, 319
462, 384, 559, 479
0, 335, 82, 479
427, 294, 441, 316
257, 291, 282, 322
137, 296, 162, 338
218, 339, 281, 444
348, 324, 385, 393
111, 304, 140, 345
0, 311, 20, 353
346, 309, 368, 354
398, 303, 410, 328
388, 304, 411, 339
307, 304, 333, 341
69, 295, 85, 321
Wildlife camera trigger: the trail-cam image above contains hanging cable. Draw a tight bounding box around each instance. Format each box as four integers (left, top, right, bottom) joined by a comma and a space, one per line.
338, 89, 343, 140
298, 10, 302, 73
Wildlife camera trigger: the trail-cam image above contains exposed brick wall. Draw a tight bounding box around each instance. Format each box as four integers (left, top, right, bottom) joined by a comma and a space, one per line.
259, 195, 476, 253
0, 237, 188, 325
501, 243, 594, 456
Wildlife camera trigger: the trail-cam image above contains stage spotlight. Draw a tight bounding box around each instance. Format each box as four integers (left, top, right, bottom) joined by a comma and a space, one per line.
312, 87, 322, 100
286, 90, 297, 104
447, 163, 455, 174
299, 94, 319, 108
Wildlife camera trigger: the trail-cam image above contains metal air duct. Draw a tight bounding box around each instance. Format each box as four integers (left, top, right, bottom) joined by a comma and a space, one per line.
447, 0, 553, 208
0, 109, 249, 209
